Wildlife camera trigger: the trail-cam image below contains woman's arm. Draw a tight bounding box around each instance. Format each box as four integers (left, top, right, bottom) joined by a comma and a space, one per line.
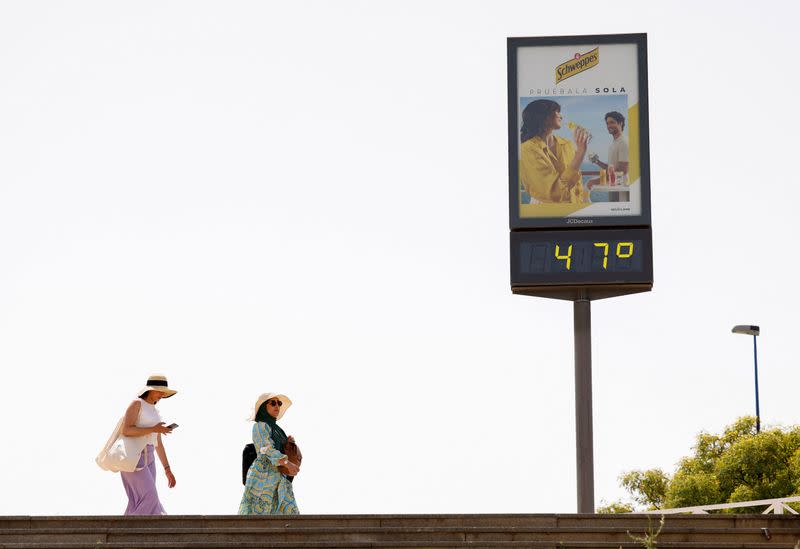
120, 400, 172, 437
156, 433, 176, 488
253, 423, 299, 475
253, 423, 286, 465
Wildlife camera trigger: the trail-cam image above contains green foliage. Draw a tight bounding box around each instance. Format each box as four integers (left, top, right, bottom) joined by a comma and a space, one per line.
613, 417, 800, 512
619, 469, 669, 509
627, 515, 664, 549
596, 500, 634, 514
664, 470, 720, 509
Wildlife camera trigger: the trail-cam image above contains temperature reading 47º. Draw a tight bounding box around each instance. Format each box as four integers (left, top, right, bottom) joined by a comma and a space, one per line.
554, 241, 635, 271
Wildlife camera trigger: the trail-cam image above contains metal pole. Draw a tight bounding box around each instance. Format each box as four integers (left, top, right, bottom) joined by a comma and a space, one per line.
753, 335, 760, 433
574, 297, 594, 513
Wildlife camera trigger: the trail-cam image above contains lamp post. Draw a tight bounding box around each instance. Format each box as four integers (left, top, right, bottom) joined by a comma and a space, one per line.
731, 324, 761, 433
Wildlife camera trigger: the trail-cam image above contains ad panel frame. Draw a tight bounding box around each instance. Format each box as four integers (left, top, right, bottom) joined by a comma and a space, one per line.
508, 33, 651, 230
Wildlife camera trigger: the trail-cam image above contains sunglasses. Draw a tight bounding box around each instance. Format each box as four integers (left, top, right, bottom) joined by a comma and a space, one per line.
267, 399, 283, 407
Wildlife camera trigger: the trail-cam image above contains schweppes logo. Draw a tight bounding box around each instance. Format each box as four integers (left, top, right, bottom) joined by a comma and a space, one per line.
555, 47, 599, 84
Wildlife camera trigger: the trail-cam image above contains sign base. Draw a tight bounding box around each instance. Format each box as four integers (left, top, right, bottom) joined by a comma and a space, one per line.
512, 283, 652, 301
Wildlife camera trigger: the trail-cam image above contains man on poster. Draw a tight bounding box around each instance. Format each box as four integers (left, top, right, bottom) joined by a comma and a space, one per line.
589, 111, 629, 178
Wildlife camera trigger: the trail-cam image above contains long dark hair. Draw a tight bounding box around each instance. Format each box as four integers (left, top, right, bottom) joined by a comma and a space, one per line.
521, 99, 560, 143
255, 402, 272, 423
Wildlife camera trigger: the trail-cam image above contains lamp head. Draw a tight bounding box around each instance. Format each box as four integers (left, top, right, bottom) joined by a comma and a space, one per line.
732, 325, 760, 336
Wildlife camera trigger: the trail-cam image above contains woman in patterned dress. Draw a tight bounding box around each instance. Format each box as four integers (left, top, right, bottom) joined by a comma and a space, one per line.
238, 393, 300, 515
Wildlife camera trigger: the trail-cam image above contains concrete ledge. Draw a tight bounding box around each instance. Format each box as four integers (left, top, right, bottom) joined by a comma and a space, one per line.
1, 514, 799, 549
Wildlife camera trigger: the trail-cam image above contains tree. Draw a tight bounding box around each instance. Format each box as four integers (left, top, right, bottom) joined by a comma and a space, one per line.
596, 500, 634, 514
619, 469, 669, 509
604, 417, 800, 512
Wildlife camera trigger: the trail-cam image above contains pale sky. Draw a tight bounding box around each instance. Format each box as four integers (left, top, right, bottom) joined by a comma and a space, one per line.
2, 0, 799, 516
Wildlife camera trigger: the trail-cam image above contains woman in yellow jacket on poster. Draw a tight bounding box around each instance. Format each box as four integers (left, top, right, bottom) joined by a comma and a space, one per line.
519, 99, 589, 204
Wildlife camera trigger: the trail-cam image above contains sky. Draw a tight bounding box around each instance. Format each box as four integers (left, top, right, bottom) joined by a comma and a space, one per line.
2, 0, 799, 516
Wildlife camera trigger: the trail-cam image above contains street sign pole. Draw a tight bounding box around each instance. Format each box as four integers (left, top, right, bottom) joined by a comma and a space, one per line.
753, 334, 760, 433
574, 295, 594, 513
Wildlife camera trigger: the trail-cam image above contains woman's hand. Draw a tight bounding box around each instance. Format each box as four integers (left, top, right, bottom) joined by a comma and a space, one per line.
283, 461, 300, 476
151, 422, 173, 435
568, 128, 589, 176
165, 468, 176, 488
573, 127, 589, 155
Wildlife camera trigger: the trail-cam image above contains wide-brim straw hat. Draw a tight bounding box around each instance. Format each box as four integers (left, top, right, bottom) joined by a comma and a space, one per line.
137, 375, 177, 399
249, 392, 292, 421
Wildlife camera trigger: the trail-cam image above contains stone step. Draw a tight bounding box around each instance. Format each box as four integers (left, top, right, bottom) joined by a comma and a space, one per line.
3, 515, 799, 529
1, 515, 798, 549
1, 526, 798, 543
1, 541, 799, 549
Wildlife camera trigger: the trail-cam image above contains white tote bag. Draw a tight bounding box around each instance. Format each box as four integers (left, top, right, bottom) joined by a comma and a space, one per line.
95, 418, 149, 473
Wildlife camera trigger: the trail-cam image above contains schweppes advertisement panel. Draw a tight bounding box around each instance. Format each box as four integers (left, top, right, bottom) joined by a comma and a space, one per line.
507, 34, 651, 229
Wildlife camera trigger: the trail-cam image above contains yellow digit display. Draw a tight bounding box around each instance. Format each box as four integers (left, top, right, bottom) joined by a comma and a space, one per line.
617, 242, 634, 258
555, 243, 573, 270
593, 242, 609, 269
511, 229, 651, 291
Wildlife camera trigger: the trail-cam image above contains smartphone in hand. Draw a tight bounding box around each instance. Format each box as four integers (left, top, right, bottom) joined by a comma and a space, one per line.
166, 423, 179, 430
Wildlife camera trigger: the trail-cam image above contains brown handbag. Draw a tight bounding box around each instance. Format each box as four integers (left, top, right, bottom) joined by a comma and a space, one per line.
278, 440, 302, 478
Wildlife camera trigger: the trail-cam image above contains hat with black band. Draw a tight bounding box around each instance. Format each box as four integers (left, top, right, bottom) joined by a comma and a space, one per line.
137, 375, 177, 398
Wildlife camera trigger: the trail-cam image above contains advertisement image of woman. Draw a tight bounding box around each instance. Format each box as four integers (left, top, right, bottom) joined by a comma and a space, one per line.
519, 99, 589, 204
239, 393, 300, 515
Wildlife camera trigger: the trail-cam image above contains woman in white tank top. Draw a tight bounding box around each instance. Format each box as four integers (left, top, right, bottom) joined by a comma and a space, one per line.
119, 375, 178, 515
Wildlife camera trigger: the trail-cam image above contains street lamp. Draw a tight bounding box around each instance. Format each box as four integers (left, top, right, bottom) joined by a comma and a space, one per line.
731, 324, 761, 433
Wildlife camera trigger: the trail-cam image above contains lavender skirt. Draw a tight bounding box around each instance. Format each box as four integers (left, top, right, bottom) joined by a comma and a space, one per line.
120, 445, 166, 515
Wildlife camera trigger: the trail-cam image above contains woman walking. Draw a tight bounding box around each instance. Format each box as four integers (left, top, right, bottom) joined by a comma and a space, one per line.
239, 393, 299, 515
118, 375, 177, 515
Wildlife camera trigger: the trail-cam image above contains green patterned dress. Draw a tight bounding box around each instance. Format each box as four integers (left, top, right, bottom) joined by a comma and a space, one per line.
238, 422, 299, 515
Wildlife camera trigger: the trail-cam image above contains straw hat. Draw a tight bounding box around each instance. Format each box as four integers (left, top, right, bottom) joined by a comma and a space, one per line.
249, 392, 292, 421
137, 375, 177, 399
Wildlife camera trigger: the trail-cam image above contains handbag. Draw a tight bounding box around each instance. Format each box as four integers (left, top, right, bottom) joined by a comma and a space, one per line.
278, 440, 302, 479
242, 443, 257, 485
96, 418, 149, 473
242, 439, 302, 485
